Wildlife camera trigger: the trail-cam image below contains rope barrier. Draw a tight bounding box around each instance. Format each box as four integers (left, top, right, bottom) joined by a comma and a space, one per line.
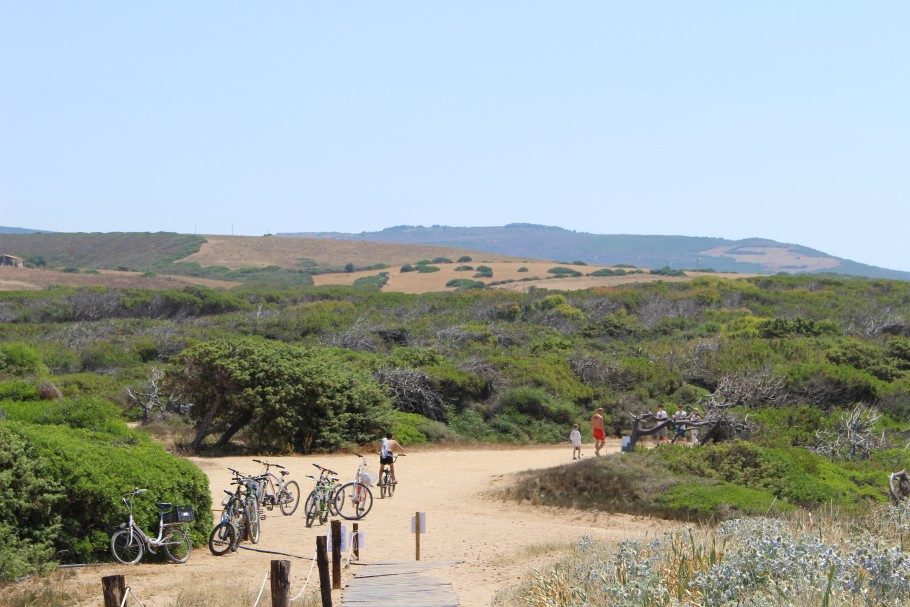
239, 545, 316, 560
289, 551, 318, 602
119, 587, 147, 607
251, 570, 270, 607
344, 530, 362, 568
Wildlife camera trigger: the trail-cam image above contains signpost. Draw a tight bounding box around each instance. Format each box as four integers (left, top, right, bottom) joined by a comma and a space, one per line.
410, 512, 426, 561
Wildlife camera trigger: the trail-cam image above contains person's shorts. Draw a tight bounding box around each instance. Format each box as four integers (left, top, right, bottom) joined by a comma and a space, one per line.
675, 426, 686, 437
592, 428, 606, 441
379, 455, 394, 465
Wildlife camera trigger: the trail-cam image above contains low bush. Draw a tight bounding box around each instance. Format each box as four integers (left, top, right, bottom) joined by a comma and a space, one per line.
454, 265, 474, 271
517, 266, 528, 272
547, 266, 582, 277
0, 397, 128, 436
473, 266, 493, 278
431, 257, 452, 264
3, 421, 211, 561
445, 279, 485, 290
0, 426, 63, 582
0, 342, 44, 376
590, 268, 627, 277
417, 265, 440, 273
353, 273, 390, 289
0, 380, 40, 401
400, 264, 415, 273
650, 266, 686, 277
456, 256, 472, 263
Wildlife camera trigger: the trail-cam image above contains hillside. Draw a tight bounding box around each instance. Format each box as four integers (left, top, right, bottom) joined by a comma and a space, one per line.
285, 224, 910, 281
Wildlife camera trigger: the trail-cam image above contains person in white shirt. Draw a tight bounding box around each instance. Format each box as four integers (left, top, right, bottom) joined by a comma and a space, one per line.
654, 405, 669, 444
379, 432, 405, 484
569, 425, 582, 460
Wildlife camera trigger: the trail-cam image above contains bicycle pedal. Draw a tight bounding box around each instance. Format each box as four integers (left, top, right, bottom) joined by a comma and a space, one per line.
260, 514, 267, 520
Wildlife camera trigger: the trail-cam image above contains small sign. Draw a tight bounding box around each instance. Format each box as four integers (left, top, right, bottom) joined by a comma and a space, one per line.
620, 436, 632, 452
410, 512, 426, 533
326, 526, 347, 552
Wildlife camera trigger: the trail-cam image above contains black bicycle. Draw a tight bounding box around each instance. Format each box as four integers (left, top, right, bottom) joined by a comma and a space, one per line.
378, 453, 404, 499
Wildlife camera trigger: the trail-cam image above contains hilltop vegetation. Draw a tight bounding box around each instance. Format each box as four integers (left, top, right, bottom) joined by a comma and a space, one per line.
289, 224, 910, 280
1, 273, 909, 580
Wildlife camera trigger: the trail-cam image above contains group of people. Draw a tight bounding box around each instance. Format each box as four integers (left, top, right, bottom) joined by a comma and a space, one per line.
569, 404, 703, 458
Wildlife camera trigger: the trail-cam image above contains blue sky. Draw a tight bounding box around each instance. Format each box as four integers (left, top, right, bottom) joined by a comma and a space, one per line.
1, 2, 907, 270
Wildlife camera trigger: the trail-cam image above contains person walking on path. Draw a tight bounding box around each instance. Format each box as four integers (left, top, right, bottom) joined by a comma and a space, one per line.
592, 408, 606, 456
570, 425, 582, 459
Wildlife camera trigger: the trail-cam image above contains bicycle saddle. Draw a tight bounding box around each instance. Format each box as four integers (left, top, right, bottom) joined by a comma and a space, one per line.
156, 502, 173, 511
280, 470, 290, 476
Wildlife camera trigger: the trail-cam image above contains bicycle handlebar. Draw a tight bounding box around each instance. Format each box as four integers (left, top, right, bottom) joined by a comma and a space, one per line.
312, 463, 338, 475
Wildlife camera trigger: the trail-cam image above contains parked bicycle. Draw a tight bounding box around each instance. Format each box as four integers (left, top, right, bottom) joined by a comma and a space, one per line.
378, 453, 404, 499
110, 488, 194, 565
208, 468, 261, 555
304, 463, 340, 528
333, 454, 374, 520
252, 459, 301, 515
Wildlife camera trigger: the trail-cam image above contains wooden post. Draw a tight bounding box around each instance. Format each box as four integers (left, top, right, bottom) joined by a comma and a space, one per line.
331, 520, 342, 590
352, 522, 359, 560
316, 536, 332, 607
415, 511, 421, 561
101, 574, 126, 607
270, 560, 291, 607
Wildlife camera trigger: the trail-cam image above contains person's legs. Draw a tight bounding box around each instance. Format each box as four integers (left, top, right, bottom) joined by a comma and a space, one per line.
390, 462, 396, 484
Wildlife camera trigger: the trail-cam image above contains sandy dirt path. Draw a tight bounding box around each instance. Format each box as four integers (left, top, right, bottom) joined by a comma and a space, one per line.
70, 442, 663, 606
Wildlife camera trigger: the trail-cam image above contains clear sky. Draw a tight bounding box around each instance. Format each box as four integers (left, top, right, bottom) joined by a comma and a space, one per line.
1, 2, 907, 270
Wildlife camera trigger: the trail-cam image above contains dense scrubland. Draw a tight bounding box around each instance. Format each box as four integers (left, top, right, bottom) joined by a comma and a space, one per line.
1, 274, 909, 587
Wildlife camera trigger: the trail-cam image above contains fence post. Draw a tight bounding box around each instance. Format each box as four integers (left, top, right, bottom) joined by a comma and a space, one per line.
331, 520, 342, 589
271, 559, 291, 607
316, 536, 332, 607
101, 574, 126, 607
352, 522, 359, 561
415, 511, 421, 561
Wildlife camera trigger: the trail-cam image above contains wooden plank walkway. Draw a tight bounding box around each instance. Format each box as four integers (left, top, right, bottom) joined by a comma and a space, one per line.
342, 561, 460, 607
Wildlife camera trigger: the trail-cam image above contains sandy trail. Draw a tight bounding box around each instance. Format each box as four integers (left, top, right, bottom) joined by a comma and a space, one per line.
70, 442, 662, 606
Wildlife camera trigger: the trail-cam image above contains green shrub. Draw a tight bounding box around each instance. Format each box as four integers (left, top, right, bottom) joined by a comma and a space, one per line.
590, 268, 627, 277
474, 265, 493, 278
454, 265, 474, 271
650, 266, 686, 277
61, 267, 80, 274
353, 273, 390, 289
499, 387, 577, 424
547, 266, 582, 277
79, 341, 138, 371
759, 317, 839, 338
0, 426, 63, 581
431, 257, 452, 264
417, 265, 440, 273
445, 279, 485, 290
0, 380, 40, 401
0, 342, 44, 376
3, 421, 211, 561
169, 338, 392, 452
390, 411, 431, 444
517, 267, 528, 272
0, 397, 129, 436
456, 256, 472, 263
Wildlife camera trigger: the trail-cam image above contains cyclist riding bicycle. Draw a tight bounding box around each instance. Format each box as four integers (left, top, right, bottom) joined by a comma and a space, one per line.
379, 432, 405, 485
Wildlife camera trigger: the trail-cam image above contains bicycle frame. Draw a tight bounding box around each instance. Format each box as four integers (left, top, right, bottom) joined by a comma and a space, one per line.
119, 494, 174, 551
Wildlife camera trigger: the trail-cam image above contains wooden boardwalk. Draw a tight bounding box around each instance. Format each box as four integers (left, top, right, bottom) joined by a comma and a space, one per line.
342, 561, 460, 607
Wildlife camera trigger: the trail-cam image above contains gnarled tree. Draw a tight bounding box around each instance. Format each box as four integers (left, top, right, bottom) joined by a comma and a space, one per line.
168, 338, 391, 452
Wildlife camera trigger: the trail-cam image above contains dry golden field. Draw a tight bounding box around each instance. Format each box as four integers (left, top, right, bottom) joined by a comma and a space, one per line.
182, 236, 523, 270
313, 262, 751, 293
0, 267, 237, 291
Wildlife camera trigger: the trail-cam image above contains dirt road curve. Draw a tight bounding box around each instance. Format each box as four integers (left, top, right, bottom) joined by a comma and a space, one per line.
71, 442, 663, 606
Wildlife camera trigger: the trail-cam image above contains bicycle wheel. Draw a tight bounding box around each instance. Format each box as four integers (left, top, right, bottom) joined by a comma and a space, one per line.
208, 521, 236, 556
110, 528, 144, 565
319, 497, 329, 525
387, 477, 396, 497
304, 490, 319, 528
328, 485, 340, 516
164, 527, 192, 563
379, 471, 389, 499
278, 480, 300, 516
334, 482, 373, 520
246, 500, 261, 544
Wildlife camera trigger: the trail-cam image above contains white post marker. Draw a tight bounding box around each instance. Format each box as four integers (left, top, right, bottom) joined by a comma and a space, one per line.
411, 512, 426, 561
326, 525, 347, 553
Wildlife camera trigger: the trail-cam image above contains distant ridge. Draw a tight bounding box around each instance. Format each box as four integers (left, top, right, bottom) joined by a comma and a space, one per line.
0, 226, 52, 234
282, 224, 910, 281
